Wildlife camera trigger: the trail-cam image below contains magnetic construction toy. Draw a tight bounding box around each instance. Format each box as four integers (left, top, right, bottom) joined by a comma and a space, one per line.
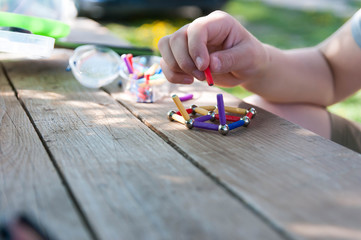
168, 93, 256, 135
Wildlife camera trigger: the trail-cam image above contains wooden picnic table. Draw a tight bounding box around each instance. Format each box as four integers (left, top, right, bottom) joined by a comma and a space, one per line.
1, 19, 361, 240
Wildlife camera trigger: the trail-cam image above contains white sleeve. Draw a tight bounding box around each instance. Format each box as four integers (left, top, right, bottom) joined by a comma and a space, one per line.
351, 9, 361, 49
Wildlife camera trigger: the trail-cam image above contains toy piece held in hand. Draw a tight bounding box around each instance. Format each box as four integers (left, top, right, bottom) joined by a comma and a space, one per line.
204, 67, 214, 86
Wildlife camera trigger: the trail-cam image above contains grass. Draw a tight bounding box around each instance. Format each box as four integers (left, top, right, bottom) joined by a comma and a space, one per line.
223, 1, 348, 48
104, 0, 361, 123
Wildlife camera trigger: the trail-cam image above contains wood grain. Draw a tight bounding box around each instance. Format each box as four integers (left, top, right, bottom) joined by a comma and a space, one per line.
2, 50, 284, 240
108, 78, 361, 240
0, 64, 90, 240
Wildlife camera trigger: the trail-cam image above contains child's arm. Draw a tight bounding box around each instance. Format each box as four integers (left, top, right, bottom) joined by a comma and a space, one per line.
319, 15, 361, 105
245, 18, 361, 106
158, 10, 361, 106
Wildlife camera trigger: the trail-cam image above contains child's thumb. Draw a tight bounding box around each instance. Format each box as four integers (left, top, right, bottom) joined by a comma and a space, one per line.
209, 48, 242, 74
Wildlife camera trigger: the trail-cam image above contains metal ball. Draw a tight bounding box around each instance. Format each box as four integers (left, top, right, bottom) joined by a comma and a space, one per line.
186, 118, 194, 129
167, 110, 176, 121
208, 111, 216, 122
218, 124, 229, 135
191, 104, 198, 115
242, 116, 250, 127
248, 107, 256, 118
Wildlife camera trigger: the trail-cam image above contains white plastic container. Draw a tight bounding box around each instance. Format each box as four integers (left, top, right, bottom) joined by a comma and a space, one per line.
0, 0, 75, 57
0, 30, 55, 57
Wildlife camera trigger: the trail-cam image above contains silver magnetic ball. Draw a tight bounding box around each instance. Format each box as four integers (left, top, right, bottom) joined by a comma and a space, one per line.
167, 110, 176, 121
191, 104, 198, 115
186, 118, 194, 129
248, 107, 256, 117
218, 124, 229, 135
208, 111, 216, 122
242, 116, 250, 127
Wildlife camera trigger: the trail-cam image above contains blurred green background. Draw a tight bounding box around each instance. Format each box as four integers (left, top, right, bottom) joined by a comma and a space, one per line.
104, 0, 361, 123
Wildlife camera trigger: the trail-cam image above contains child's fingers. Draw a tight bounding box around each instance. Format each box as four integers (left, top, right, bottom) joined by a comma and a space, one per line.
160, 58, 194, 84
159, 25, 206, 82
168, 28, 204, 80
187, 19, 210, 71
212, 72, 246, 87
187, 11, 236, 71
209, 36, 267, 78
158, 35, 180, 72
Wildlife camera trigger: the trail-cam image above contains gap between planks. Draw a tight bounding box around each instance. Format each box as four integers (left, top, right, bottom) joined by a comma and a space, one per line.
101, 87, 296, 240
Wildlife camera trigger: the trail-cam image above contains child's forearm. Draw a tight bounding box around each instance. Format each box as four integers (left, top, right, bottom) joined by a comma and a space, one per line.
242, 44, 334, 106
243, 20, 361, 106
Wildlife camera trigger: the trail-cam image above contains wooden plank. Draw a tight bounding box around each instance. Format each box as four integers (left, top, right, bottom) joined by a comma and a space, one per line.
2, 50, 284, 240
108, 78, 361, 240
0, 64, 90, 239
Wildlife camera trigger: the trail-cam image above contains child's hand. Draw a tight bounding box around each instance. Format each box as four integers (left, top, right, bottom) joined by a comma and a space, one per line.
158, 10, 269, 87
